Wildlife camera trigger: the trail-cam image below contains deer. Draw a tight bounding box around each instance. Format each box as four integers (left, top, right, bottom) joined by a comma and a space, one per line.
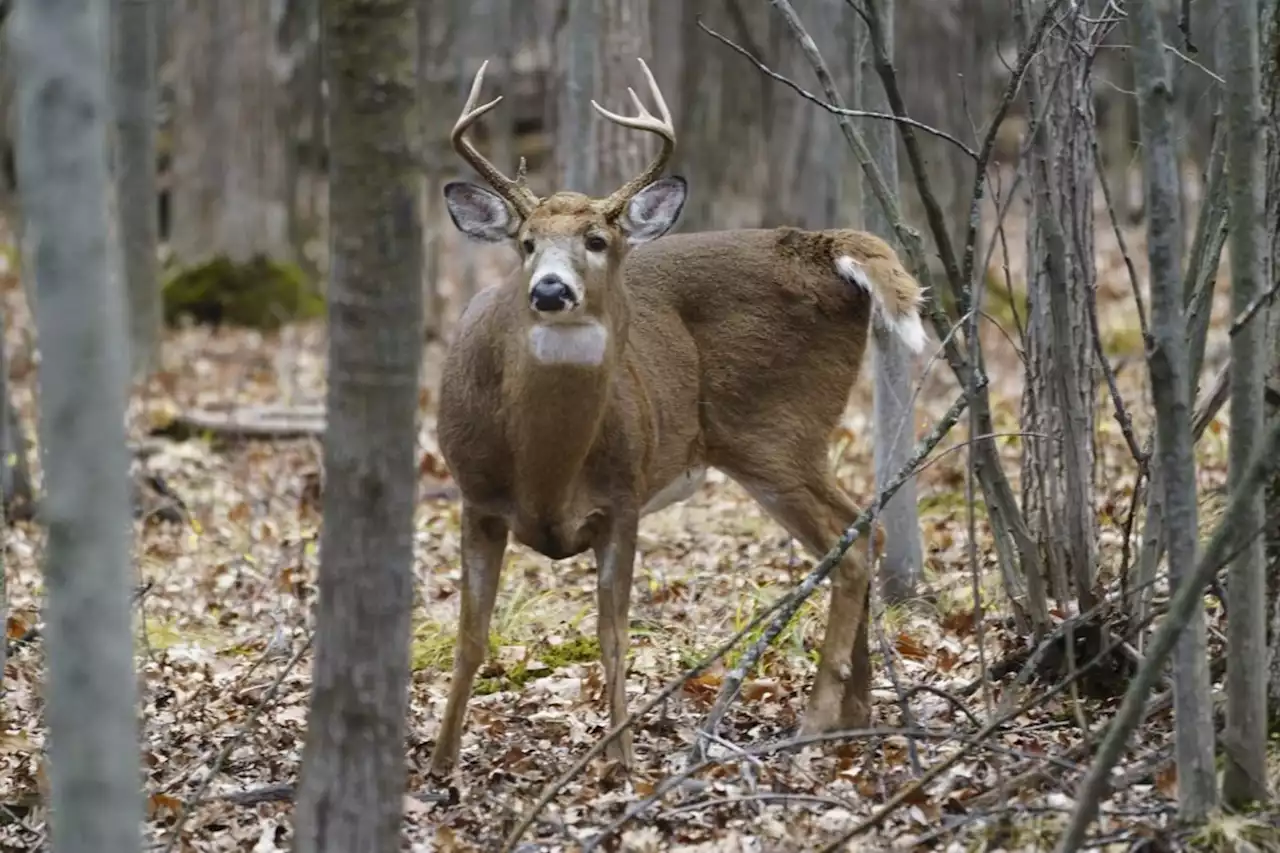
427, 57, 927, 777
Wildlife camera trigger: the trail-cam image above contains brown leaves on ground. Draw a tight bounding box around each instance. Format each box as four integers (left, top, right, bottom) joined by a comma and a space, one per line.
0, 208, 1262, 852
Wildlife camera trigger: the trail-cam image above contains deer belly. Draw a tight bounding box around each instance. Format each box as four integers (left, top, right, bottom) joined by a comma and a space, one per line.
641, 467, 707, 517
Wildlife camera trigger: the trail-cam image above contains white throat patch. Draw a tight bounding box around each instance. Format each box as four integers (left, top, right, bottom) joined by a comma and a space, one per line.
527, 322, 610, 366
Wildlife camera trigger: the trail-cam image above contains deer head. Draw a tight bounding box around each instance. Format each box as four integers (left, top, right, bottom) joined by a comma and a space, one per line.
443, 59, 687, 332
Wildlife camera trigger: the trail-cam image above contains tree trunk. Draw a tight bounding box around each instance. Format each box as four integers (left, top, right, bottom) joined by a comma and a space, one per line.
113, 0, 160, 379
1128, 0, 1218, 820
555, 0, 599, 194
1222, 0, 1269, 807
1018, 0, 1098, 614
9, 2, 142, 852
1258, 0, 1280, 725
592, 0, 653, 196
863, 0, 921, 604
169, 0, 289, 266
291, 1, 421, 851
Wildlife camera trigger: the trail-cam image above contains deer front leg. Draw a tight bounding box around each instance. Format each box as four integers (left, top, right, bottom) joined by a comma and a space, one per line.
428, 506, 508, 777
593, 513, 639, 768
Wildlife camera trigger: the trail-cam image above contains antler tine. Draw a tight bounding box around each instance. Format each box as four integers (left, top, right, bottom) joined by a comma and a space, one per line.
591, 58, 677, 218
451, 60, 540, 217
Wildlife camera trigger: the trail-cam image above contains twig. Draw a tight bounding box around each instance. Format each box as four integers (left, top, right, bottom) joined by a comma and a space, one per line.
585, 724, 1090, 852
697, 19, 978, 159
499, 388, 977, 853
159, 633, 313, 853
1091, 137, 1150, 341
1191, 359, 1230, 439
1056, 413, 1280, 850
687, 388, 975, 762
1228, 275, 1280, 337
959, 0, 1069, 292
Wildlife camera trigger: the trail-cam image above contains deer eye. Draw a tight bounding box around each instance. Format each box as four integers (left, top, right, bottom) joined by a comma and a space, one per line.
521, 238, 535, 254
584, 234, 608, 253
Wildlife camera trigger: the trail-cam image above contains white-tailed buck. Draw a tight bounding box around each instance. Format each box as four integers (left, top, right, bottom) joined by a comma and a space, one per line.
428, 58, 926, 776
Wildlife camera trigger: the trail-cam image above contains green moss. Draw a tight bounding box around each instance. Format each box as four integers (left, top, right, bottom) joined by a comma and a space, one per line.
162, 254, 323, 329
474, 633, 602, 695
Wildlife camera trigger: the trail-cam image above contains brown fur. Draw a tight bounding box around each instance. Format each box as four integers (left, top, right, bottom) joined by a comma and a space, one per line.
427, 186, 927, 776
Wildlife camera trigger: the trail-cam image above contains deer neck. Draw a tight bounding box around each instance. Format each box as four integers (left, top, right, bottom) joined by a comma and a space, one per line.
504, 311, 625, 518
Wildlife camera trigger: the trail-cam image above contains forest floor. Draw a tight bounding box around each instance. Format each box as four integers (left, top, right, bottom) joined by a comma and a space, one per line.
0, 201, 1276, 852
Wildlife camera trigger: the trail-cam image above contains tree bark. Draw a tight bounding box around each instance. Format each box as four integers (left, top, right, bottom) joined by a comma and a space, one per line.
555, 0, 599, 194
863, 0, 921, 604
1260, 0, 1280, 725
1221, 0, 1269, 808
9, 2, 142, 852
169, 0, 289, 266
291, 0, 422, 849
1018, 0, 1097, 614
592, 0, 653, 196
113, 0, 160, 379
1128, 0, 1217, 820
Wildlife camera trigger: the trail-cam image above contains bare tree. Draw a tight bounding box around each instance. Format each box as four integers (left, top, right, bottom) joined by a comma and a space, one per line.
169, 0, 289, 267
1221, 0, 1269, 806
291, 0, 422, 848
9, 2, 142, 852
113, 0, 159, 378
593, 0, 653, 194
555, 0, 599, 193
1127, 0, 1217, 820
1017, 0, 1097, 613
862, 0, 921, 603
1261, 0, 1280, 718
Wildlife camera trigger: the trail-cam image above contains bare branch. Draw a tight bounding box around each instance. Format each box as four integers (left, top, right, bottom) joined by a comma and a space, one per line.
697, 19, 979, 159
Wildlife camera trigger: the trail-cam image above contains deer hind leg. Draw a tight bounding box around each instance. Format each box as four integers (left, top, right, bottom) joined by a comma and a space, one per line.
593, 514, 639, 768
734, 472, 873, 734
428, 506, 508, 777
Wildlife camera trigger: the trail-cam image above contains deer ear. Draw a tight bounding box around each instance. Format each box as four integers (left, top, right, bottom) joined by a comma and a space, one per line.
620, 176, 686, 245
443, 181, 516, 243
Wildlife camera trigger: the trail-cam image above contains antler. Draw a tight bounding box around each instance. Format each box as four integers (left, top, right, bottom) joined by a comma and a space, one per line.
591, 58, 676, 219
452, 60, 540, 218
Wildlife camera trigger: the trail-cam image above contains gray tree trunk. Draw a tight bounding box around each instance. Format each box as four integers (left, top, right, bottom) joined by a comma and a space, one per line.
862, 0, 921, 604
1260, 0, 1280, 724
417, 0, 444, 340
1128, 0, 1218, 820
555, 0, 599, 193
291, 0, 422, 849
113, 0, 160, 379
9, 2, 142, 852
592, 0, 652, 196
1222, 0, 1270, 805
1018, 0, 1097, 613
169, 0, 289, 266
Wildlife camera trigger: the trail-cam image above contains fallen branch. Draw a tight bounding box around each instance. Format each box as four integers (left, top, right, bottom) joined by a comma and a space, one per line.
151, 404, 326, 441
159, 633, 313, 853
498, 386, 976, 853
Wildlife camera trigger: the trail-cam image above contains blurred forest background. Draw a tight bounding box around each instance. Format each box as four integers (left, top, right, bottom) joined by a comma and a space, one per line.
0, 0, 1277, 850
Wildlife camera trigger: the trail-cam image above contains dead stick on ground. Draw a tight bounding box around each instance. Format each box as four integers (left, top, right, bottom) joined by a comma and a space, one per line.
1055, 414, 1280, 851
160, 633, 313, 853
498, 387, 976, 853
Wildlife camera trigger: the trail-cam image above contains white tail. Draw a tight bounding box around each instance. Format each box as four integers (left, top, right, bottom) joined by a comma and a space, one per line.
428, 58, 928, 777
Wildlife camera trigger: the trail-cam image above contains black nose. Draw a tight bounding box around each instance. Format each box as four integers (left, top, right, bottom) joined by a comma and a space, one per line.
530, 275, 574, 312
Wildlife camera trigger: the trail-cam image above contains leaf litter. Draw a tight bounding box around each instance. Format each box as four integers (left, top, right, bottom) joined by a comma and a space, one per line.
0, 211, 1272, 852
